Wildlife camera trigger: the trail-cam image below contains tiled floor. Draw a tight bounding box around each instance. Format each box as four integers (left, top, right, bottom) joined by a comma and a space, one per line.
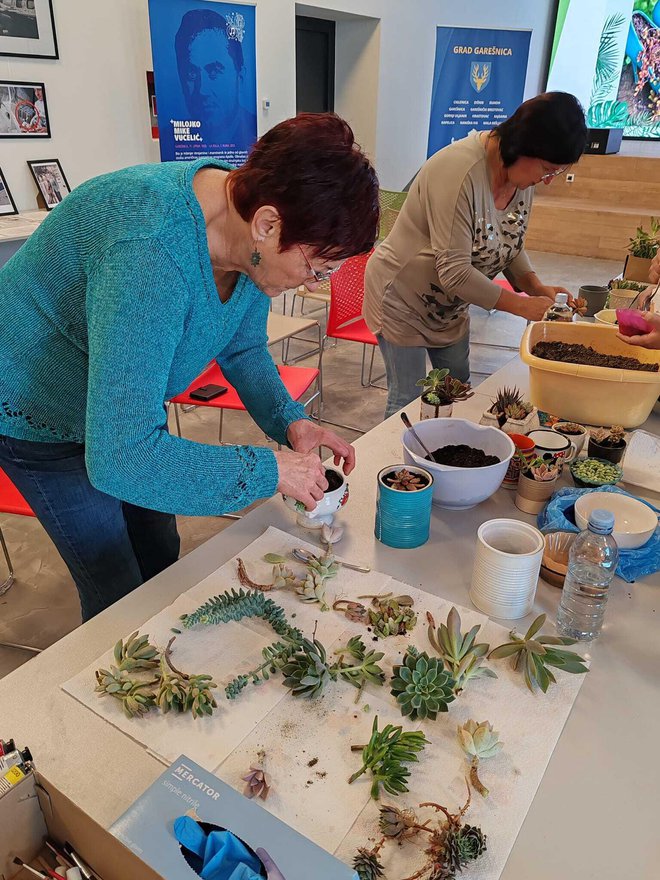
0, 250, 622, 677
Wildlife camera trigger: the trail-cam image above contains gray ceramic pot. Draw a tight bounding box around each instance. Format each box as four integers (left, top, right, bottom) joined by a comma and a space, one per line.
578, 285, 609, 317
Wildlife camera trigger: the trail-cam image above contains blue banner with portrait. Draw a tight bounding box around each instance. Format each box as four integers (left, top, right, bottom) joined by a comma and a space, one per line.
148, 0, 257, 165
427, 27, 531, 157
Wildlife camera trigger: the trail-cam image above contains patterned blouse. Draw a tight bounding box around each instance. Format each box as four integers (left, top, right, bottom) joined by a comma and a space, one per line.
365, 131, 534, 347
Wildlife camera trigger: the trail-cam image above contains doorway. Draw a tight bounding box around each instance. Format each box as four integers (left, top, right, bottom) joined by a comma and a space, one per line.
295, 15, 335, 113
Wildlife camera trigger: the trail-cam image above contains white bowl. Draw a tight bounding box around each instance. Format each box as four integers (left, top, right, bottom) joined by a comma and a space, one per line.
402, 418, 515, 509
574, 492, 658, 549
594, 309, 618, 326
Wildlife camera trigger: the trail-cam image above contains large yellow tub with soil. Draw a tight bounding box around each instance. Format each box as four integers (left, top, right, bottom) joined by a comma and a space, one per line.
520, 322, 660, 428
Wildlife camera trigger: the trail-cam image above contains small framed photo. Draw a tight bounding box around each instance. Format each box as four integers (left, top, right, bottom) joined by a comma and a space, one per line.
28, 159, 70, 210
0, 80, 50, 138
0, 0, 58, 59
0, 166, 17, 216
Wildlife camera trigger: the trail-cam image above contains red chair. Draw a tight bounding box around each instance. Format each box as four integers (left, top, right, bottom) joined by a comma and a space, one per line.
170, 361, 321, 444
323, 250, 381, 387
0, 468, 42, 654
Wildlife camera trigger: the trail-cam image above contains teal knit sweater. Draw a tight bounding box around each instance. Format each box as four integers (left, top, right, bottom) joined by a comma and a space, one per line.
0, 159, 307, 516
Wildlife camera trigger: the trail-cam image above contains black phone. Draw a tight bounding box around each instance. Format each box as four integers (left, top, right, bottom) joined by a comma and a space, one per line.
189, 384, 228, 402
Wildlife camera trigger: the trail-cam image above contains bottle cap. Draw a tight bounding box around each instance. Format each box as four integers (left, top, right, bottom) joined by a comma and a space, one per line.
588, 509, 615, 534
555, 293, 569, 305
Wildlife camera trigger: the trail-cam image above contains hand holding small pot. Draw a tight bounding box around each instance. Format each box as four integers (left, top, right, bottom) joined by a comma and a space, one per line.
274, 449, 328, 511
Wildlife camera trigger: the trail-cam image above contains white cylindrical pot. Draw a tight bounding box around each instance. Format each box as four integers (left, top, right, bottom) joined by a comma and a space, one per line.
469, 518, 544, 619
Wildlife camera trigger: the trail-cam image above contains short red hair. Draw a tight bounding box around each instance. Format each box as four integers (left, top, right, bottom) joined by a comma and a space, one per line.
228, 113, 379, 260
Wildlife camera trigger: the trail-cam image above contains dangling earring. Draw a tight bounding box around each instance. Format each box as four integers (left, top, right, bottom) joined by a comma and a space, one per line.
250, 243, 262, 266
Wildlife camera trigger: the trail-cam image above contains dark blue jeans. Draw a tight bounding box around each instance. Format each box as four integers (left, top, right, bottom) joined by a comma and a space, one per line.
0, 435, 180, 621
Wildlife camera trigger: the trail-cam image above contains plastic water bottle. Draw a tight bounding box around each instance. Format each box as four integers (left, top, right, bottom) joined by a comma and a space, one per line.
544, 292, 573, 322
556, 509, 619, 640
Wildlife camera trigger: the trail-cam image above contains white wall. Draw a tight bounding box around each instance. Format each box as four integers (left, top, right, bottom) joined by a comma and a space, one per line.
334, 15, 380, 161
0, 0, 159, 211
3, 0, 654, 212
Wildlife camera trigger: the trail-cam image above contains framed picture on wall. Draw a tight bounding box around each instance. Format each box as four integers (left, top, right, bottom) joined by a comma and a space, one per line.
27, 158, 69, 210
0, 0, 58, 59
0, 167, 17, 216
0, 80, 50, 137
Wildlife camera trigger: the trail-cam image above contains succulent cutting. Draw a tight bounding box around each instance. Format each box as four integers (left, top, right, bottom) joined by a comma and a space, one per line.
358, 592, 417, 638
349, 715, 429, 800
382, 468, 428, 492
427, 607, 496, 693
353, 840, 386, 880
242, 752, 271, 800
488, 613, 588, 693
390, 647, 456, 720
457, 720, 503, 798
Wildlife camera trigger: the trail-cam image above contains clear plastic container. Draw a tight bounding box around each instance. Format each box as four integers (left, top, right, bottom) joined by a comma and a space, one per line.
556, 509, 619, 640
544, 292, 573, 322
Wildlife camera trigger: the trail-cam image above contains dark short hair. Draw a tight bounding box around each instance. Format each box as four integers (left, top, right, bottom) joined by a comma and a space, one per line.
229, 113, 380, 260
495, 92, 587, 167
175, 9, 244, 76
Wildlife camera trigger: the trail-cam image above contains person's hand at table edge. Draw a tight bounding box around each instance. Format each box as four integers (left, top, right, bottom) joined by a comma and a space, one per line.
274, 447, 328, 511
617, 309, 660, 350
286, 418, 356, 475
256, 848, 286, 880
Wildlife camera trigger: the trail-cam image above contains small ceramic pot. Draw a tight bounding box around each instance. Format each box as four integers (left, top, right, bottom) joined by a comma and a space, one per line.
502, 433, 536, 489
480, 407, 539, 435
578, 285, 609, 318
283, 468, 349, 529
587, 436, 626, 464
526, 428, 577, 472
375, 464, 433, 548
552, 422, 587, 455
514, 472, 559, 515
420, 397, 452, 420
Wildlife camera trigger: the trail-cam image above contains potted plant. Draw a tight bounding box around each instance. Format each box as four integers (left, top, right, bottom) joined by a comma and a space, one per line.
417, 368, 474, 420
552, 421, 588, 454
480, 386, 540, 435
623, 217, 660, 283
514, 456, 561, 515
608, 278, 651, 311
588, 425, 627, 463
375, 465, 434, 548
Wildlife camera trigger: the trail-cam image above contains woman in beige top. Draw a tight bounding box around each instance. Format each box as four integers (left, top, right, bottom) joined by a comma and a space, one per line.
365, 92, 587, 418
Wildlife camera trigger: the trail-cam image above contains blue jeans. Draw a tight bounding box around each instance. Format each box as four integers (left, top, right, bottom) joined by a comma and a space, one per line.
0, 435, 180, 622
378, 334, 471, 420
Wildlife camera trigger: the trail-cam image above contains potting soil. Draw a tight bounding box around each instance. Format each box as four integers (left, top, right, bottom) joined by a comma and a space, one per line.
426, 444, 500, 468
532, 341, 659, 372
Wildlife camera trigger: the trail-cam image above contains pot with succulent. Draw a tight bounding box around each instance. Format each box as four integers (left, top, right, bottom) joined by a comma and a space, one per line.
480, 386, 539, 436
282, 466, 349, 529
623, 217, 660, 284
588, 425, 627, 464
608, 278, 651, 312
375, 465, 434, 549
514, 456, 561, 515
552, 421, 588, 455
416, 368, 474, 420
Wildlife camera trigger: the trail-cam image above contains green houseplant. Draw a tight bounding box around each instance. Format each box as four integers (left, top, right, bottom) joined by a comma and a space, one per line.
624, 218, 660, 283
417, 368, 473, 420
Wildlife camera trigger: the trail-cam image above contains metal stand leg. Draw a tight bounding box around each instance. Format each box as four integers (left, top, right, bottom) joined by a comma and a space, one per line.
0, 526, 14, 597
0, 641, 42, 654
218, 410, 225, 444
173, 403, 182, 438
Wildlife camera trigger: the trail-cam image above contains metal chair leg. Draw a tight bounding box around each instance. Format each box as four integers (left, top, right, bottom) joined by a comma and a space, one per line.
174, 403, 182, 438
0, 641, 42, 654
0, 525, 14, 598
218, 410, 225, 444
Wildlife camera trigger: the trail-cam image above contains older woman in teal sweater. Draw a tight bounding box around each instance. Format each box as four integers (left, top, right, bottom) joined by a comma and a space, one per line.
0, 113, 379, 621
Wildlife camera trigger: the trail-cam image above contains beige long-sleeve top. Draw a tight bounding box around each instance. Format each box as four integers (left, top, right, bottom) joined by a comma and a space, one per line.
364, 131, 534, 347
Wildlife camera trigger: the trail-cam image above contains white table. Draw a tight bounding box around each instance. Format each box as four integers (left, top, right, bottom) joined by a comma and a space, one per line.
1, 357, 658, 879
0, 211, 47, 268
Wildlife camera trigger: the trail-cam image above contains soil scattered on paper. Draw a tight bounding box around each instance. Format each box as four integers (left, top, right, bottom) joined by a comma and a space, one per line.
532, 341, 658, 372
307, 757, 319, 768
426, 444, 500, 468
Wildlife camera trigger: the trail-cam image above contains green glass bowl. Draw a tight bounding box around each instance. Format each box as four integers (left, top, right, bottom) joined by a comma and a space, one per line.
569, 457, 623, 489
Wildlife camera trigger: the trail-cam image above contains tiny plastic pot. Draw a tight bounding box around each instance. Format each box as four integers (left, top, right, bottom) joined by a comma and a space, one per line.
420, 396, 452, 420
587, 437, 626, 464
375, 465, 434, 548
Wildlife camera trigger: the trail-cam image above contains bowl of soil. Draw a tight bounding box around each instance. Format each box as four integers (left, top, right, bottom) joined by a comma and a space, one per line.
282, 467, 348, 529
402, 417, 514, 509
520, 322, 660, 428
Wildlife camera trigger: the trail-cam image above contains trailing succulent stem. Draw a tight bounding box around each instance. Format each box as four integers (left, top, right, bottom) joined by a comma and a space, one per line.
180, 588, 301, 640
427, 608, 496, 693
488, 614, 588, 693
349, 715, 429, 800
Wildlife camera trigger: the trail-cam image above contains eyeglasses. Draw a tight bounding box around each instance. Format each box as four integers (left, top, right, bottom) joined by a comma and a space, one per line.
298, 245, 340, 283
540, 165, 568, 182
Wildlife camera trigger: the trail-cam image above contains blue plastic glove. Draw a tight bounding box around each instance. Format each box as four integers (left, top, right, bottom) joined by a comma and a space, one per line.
174, 816, 263, 880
